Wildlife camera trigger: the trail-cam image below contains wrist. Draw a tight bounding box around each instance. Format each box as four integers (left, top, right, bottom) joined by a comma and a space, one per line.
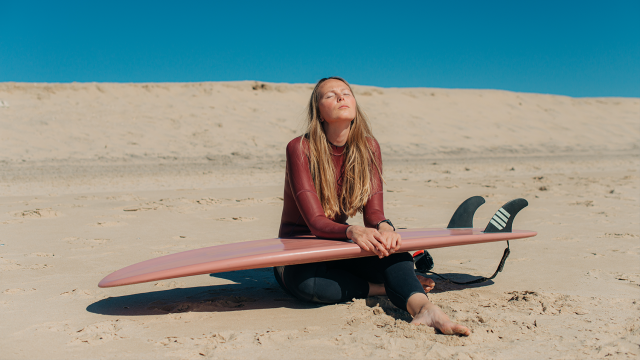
376, 219, 395, 232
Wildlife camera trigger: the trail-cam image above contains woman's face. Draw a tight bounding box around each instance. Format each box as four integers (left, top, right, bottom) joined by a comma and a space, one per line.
317, 79, 357, 124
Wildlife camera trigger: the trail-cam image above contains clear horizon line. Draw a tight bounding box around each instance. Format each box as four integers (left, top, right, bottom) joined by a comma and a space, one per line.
1, 80, 638, 99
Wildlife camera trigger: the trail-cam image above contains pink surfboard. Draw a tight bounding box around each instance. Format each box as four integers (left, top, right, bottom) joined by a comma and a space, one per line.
98, 228, 537, 288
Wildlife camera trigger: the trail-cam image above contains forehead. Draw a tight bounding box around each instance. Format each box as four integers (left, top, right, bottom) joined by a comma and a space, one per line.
318, 79, 350, 94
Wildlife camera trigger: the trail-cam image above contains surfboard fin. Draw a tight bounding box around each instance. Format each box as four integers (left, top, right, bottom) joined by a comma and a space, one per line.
447, 195, 486, 228
483, 198, 529, 233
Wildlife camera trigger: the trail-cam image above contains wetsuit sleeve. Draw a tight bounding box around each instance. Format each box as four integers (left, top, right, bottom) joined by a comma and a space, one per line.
363, 138, 386, 228
286, 138, 350, 240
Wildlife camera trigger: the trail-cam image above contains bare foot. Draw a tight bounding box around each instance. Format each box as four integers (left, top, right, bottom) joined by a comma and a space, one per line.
416, 274, 435, 293
410, 303, 470, 336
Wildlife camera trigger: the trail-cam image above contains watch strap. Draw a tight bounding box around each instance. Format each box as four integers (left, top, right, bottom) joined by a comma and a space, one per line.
376, 219, 395, 231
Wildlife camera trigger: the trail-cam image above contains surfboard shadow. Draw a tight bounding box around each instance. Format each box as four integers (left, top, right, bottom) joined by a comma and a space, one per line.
87, 268, 316, 316
87, 269, 495, 318
422, 273, 496, 293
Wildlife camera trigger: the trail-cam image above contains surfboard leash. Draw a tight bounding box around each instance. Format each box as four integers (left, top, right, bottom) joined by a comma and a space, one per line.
413, 241, 511, 285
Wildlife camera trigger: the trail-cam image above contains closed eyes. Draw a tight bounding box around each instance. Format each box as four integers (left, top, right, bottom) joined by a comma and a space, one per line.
325, 91, 351, 99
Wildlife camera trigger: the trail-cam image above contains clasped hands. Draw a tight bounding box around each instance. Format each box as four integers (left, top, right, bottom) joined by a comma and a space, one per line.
346, 224, 401, 258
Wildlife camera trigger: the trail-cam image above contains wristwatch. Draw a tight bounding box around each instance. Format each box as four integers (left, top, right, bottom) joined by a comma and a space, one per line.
376, 219, 395, 231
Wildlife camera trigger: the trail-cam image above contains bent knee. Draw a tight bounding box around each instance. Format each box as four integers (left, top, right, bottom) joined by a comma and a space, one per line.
295, 277, 343, 304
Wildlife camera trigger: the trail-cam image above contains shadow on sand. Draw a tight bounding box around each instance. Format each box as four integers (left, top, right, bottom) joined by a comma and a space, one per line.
87, 268, 494, 320
87, 268, 315, 316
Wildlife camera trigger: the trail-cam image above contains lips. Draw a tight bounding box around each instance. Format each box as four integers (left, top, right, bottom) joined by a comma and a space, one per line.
338, 105, 349, 109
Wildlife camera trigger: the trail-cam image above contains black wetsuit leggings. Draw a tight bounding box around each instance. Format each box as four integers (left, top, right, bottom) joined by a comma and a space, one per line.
273, 252, 425, 312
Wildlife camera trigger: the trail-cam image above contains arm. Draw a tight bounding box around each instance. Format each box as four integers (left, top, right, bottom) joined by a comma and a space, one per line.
363, 138, 386, 228
349, 138, 401, 255
286, 138, 350, 240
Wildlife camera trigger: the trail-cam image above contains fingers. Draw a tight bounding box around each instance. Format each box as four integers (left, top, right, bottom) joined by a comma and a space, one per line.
372, 230, 390, 249
375, 241, 389, 257
377, 231, 402, 253
355, 239, 370, 252
366, 230, 389, 258
351, 230, 379, 256
393, 233, 401, 252
351, 227, 402, 258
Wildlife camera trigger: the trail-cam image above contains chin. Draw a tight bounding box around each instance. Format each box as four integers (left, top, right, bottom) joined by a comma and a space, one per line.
336, 112, 357, 122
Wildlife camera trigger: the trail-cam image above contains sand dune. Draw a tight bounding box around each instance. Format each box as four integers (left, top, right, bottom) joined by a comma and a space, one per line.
0, 82, 638, 359
0, 82, 637, 164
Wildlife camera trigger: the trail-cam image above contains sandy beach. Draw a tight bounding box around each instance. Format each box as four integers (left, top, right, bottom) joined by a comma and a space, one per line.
1, 82, 638, 359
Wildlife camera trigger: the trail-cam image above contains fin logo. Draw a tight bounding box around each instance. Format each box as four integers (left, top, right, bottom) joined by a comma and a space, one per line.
489, 208, 510, 230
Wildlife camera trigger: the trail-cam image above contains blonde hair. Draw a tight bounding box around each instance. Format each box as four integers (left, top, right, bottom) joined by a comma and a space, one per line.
303, 76, 382, 219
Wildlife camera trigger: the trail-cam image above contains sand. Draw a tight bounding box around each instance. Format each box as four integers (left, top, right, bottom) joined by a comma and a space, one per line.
0, 82, 638, 359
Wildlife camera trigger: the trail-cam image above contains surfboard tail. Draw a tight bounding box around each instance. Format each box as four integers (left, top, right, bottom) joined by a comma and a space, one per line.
483, 198, 529, 233
414, 197, 529, 284
446, 195, 486, 229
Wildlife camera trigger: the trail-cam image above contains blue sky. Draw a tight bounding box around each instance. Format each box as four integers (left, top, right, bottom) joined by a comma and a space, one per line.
1, 1, 638, 97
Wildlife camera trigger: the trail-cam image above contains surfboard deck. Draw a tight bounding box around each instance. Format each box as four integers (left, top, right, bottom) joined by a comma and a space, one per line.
98, 228, 537, 288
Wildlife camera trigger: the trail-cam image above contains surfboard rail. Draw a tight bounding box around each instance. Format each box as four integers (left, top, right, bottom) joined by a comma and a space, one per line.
98, 228, 537, 288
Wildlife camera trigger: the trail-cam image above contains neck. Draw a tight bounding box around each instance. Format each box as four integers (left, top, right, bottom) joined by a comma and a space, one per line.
322, 121, 351, 146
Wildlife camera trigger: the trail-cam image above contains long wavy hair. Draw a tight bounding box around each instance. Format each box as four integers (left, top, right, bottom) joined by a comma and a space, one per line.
303, 76, 382, 219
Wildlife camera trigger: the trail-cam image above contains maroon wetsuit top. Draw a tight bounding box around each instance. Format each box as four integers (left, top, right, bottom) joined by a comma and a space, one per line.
278, 136, 386, 240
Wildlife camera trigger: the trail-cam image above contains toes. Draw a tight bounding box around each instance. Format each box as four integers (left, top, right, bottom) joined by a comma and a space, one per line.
448, 324, 470, 336
455, 325, 470, 336
438, 322, 470, 336
419, 278, 435, 293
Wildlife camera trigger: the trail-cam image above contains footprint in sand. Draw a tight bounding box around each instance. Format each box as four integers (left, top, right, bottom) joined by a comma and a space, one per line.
74, 195, 100, 200
25, 252, 55, 258
11, 208, 62, 218
386, 188, 411, 193
122, 206, 156, 212
91, 221, 127, 227
570, 200, 595, 207
31, 321, 72, 333
69, 319, 137, 345
553, 236, 580, 242
0, 258, 21, 271
1, 219, 24, 224
106, 194, 144, 201
0, 258, 51, 271
599, 233, 639, 239
612, 273, 640, 287
155, 330, 247, 351
3, 288, 37, 294
24, 264, 52, 270
195, 197, 222, 205
64, 237, 110, 246
220, 197, 283, 207
215, 217, 256, 222
59, 289, 95, 298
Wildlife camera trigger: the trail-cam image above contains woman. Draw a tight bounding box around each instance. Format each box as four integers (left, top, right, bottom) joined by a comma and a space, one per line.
275, 77, 470, 336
